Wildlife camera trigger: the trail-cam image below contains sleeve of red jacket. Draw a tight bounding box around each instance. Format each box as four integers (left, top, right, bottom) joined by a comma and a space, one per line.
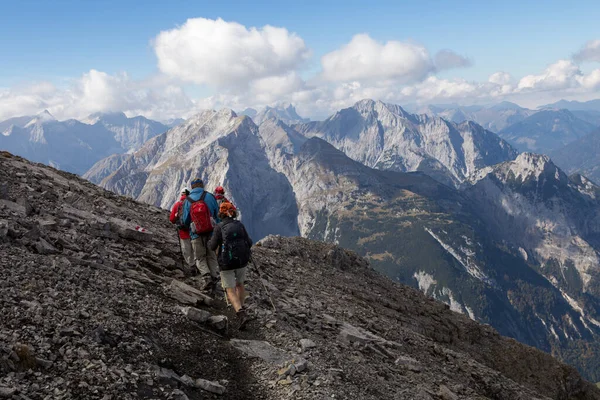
169, 202, 178, 224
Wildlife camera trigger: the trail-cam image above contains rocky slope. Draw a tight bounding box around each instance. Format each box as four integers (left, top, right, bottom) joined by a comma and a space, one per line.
552, 129, 600, 184
1, 151, 599, 399
498, 109, 597, 154
96, 110, 299, 240
294, 99, 518, 188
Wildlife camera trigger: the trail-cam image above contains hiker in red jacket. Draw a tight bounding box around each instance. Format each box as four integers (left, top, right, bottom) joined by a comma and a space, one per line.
214, 186, 230, 208
169, 187, 194, 272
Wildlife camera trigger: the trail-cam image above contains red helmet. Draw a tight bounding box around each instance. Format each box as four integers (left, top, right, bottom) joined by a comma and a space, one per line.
215, 186, 225, 195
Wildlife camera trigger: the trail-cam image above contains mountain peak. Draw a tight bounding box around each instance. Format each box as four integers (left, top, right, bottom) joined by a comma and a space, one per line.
24, 110, 56, 127
489, 101, 524, 111
83, 111, 128, 125
254, 104, 308, 125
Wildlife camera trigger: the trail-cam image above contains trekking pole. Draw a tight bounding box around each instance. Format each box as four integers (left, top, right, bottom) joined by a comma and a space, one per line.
250, 256, 277, 312
176, 229, 186, 272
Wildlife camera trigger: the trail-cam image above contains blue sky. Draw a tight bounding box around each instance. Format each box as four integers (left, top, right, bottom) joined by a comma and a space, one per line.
1, 0, 600, 120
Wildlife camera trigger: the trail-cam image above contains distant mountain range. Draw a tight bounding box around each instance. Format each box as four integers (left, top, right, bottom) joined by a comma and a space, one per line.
0, 111, 167, 175
412, 101, 536, 132
541, 99, 600, 112
497, 109, 597, 153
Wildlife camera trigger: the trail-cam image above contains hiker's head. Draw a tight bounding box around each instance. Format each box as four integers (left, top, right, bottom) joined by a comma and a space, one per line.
180, 187, 190, 196
215, 186, 225, 195
190, 178, 204, 189
219, 201, 237, 219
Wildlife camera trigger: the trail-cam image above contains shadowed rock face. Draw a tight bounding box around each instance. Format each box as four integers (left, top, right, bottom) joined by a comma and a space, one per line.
1, 151, 599, 399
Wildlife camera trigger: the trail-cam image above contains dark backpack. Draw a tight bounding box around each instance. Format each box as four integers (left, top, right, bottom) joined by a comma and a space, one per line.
219, 220, 251, 269
187, 191, 215, 235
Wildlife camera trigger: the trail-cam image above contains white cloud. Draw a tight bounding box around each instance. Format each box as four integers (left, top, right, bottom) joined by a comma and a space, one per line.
153, 18, 310, 87
517, 60, 600, 92
517, 60, 582, 91
3, 26, 600, 123
320, 34, 434, 83
574, 40, 600, 63
434, 49, 472, 70
488, 71, 512, 85
0, 70, 195, 122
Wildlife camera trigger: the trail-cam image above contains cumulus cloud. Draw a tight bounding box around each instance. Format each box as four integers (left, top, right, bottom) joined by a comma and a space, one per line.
434, 49, 472, 70
488, 72, 512, 85
153, 18, 310, 87
320, 34, 434, 83
574, 40, 600, 63
517, 60, 581, 90
0, 70, 195, 122
517, 60, 600, 92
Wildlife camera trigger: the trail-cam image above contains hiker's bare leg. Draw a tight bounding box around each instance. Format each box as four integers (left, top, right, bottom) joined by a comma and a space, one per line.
226, 287, 242, 312
235, 283, 246, 306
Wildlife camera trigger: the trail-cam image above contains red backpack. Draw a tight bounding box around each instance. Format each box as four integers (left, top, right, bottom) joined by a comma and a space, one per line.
187, 191, 215, 235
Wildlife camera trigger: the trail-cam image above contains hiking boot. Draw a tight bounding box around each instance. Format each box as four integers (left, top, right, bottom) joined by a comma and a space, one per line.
200, 274, 215, 291
236, 308, 249, 330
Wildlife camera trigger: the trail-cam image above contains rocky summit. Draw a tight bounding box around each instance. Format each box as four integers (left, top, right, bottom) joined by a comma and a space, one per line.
2, 153, 600, 399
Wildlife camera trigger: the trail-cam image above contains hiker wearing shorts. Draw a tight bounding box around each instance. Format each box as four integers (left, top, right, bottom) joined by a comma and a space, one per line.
208, 201, 252, 328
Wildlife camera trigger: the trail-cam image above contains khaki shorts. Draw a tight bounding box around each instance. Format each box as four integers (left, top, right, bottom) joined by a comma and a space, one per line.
220, 267, 247, 289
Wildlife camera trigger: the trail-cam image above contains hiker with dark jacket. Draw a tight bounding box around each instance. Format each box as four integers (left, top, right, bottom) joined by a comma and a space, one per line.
169, 187, 194, 272
208, 201, 252, 328
182, 178, 220, 290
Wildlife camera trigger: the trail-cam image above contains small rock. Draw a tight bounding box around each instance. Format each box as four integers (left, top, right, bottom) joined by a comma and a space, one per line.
171, 389, 190, 400
438, 385, 458, 400
0, 220, 8, 240
0, 387, 17, 398
207, 315, 228, 331
34, 238, 58, 255
0, 199, 26, 217
0, 182, 7, 199
180, 307, 211, 323
195, 378, 226, 395
35, 357, 53, 369
16, 197, 34, 216
300, 338, 316, 351
155, 366, 181, 386
294, 358, 308, 373
179, 375, 196, 387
